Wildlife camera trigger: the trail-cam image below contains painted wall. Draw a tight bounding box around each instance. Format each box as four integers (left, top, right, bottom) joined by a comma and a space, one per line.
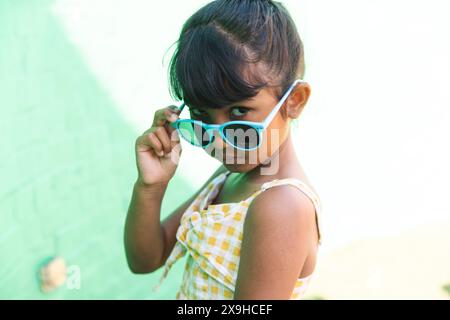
0, 0, 192, 299
2, 0, 449, 299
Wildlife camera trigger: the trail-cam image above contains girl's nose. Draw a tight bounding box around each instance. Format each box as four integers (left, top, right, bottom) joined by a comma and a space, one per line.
211, 130, 226, 149
208, 130, 234, 160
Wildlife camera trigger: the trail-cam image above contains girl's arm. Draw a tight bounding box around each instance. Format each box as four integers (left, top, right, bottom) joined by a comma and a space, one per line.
234, 185, 318, 299
124, 164, 227, 274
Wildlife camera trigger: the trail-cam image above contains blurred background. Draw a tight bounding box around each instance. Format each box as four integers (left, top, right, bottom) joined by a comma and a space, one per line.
1, 0, 449, 299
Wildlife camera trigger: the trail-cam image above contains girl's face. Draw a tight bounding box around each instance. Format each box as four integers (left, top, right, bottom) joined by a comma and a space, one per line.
188, 85, 308, 172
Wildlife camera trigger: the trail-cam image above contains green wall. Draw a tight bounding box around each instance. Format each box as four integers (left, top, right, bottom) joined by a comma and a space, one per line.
0, 0, 192, 299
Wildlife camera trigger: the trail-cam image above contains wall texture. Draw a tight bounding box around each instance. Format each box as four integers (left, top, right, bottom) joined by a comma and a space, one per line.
0, 0, 192, 299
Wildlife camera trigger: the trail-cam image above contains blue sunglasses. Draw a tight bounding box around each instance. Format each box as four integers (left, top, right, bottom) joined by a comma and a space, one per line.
171, 79, 306, 151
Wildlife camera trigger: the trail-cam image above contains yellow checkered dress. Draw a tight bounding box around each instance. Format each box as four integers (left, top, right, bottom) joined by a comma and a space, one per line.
153, 170, 322, 299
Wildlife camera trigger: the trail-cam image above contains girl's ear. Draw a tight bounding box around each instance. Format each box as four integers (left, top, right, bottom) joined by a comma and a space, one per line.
285, 82, 311, 119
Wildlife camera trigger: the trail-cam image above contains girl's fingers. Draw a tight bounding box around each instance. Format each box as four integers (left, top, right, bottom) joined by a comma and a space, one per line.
153, 105, 181, 128
163, 112, 179, 137
147, 132, 164, 157
153, 126, 172, 155
137, 105, 182, 157
152, 108, 168, 127
170, 129, 180, 148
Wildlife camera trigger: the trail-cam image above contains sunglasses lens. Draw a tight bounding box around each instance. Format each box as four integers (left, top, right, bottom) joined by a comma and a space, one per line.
177, 121, 211, 147
222, 124, 260, 149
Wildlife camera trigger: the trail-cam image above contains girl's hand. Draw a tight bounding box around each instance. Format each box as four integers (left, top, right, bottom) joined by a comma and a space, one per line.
134, 105, 182, 187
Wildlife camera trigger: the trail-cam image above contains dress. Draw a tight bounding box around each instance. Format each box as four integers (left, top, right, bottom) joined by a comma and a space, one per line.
152, 170, 323, 299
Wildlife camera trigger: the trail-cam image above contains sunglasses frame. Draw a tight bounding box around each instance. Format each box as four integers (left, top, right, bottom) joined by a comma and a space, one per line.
171, 79, 306, 151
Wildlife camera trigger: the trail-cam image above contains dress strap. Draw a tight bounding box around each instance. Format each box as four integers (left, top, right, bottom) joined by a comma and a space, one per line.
245, 177, 323, 245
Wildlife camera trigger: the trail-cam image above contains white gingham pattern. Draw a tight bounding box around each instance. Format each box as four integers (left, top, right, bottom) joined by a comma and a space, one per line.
152, 170, 323, 299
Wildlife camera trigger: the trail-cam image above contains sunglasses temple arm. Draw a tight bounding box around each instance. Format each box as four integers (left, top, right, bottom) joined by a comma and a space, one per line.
261, 79, 305, 129
178, 102, 186, 112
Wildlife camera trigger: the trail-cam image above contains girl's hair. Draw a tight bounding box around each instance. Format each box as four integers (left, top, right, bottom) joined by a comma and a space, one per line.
167, 0, 305, 112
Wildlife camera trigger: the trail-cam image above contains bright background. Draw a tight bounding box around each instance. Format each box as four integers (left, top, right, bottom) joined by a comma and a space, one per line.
1, 0, 449, 299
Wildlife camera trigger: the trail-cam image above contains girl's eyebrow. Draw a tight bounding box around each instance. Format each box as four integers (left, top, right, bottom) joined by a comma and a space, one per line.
226, 97, 257, 109
188, 103, 253, 111
187, 96, 257, 111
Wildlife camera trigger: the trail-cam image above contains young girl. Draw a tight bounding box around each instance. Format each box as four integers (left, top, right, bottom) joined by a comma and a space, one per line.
124, 0, 322, 300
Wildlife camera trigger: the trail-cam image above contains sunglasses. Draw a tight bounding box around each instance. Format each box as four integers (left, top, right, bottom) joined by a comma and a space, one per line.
171, 79, 305, 151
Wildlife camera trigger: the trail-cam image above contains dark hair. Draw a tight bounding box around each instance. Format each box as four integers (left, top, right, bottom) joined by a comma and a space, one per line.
167, 0, 305, 110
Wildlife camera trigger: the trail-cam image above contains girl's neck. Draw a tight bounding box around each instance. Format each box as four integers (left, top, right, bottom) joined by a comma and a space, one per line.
245, 132, 300, 183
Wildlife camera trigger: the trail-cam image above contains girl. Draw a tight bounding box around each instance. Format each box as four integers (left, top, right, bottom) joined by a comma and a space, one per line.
124, 0, 322, 300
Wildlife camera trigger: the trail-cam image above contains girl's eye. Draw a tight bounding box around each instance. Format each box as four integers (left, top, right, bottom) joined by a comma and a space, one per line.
230, 107, 249, 117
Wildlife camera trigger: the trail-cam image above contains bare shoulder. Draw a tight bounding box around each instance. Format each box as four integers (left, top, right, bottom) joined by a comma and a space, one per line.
235, 183, 317, 298
249, 183, 316, 222
245, 184, 317, 245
